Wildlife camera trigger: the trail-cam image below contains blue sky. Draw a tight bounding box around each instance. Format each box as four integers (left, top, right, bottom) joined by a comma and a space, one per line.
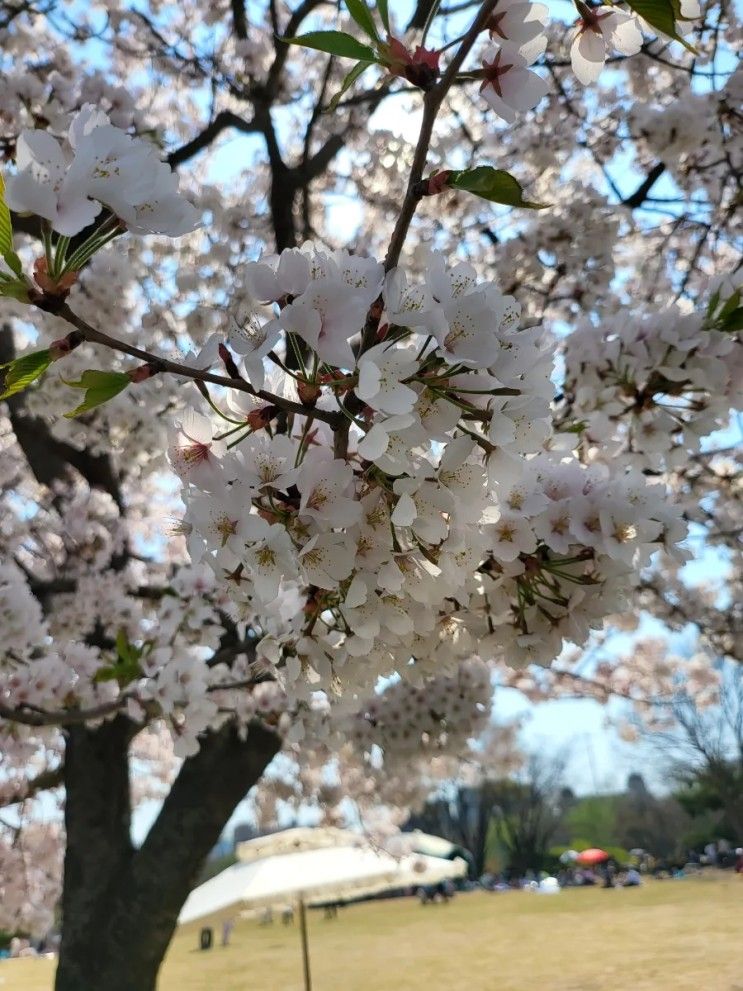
494, 691, 640, 792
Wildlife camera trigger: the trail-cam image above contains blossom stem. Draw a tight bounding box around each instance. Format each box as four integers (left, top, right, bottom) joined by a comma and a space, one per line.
420, 0, 445, 45
296, 412, 317, 466
439, 32, 468, 52
214, 422, 251, 440
267, 349, 304, 381
287, 331, 308, 376
415, 334, 434, 361
199, 387, 247, 425
226, 427, 254, 449
62, 226, 121, 273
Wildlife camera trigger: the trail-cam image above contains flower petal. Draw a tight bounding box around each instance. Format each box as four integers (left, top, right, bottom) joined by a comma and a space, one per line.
571, 30, 606, 85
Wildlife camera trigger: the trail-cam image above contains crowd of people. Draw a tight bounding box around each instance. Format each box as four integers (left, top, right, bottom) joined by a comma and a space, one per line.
477, 840, 743, 894
0, 934, 58, 960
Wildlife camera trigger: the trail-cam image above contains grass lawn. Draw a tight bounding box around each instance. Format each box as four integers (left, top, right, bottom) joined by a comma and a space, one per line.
3, 873, 741, 991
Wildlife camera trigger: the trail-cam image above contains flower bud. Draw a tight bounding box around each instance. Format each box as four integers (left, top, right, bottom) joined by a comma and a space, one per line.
297, 379, 321, 407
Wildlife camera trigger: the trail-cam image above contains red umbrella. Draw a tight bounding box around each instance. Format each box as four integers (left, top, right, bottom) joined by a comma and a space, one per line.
576, 848, 610, 865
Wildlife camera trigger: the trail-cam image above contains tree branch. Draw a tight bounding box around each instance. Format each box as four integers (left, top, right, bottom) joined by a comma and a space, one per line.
50, 303, 343, 429
0, 699, 127, 728
266, 0, 331, 99
230, 0, 248, 39
167, 110, 260, 167
0, 766, 64, 807
383, 0, 498, 271
622, 162, 667, 209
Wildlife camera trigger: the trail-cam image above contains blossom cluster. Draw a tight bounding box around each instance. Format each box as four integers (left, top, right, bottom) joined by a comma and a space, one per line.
0, 562, 45, 659
628, 69, 742, 214
0, 821, 62, 937
173, 245, 686, 698
415, 0, 698, 123
0, 546, 286, 757
479, 1, 550, 123
562, 290, 742, 470
347, 660, 492, 765
5, 105, 200, 237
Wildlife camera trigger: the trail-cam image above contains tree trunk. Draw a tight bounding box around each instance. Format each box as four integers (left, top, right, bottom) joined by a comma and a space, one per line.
55, 716, 135, 991
55, 719, 280, 991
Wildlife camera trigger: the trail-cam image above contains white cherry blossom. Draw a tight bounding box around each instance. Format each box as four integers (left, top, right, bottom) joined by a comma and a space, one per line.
480, 45, 549, 124
570, 7, 644, 85
356, 342, 418, 414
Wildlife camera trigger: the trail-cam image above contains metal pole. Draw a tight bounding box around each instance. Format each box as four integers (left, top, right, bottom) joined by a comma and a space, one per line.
298, 898, 312, 991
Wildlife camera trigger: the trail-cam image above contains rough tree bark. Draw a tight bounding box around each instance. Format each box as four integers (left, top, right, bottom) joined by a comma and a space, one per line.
55, 719, 280, 991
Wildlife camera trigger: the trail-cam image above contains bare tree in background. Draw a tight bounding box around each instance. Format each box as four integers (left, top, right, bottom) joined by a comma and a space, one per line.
645, 661, 743, 840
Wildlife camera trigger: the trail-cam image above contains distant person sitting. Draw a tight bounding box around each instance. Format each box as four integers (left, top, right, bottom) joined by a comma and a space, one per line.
418, 885, 434, 905
735, 849, 743, 874
623, 868, 642, 887
602, 862, 617, 889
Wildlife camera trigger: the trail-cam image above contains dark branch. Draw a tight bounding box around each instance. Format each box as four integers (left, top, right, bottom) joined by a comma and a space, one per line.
167, 110, 260, 167
407, 0, 439, 30
622, 162, 667, 209
0, 766, 64, 808
230, 0, 248, 39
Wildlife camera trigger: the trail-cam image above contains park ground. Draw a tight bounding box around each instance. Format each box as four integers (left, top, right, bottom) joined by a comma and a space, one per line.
2, 873, 741, 991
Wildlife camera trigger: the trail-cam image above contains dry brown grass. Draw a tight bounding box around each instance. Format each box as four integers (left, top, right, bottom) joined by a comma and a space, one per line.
3, 873, 742, 991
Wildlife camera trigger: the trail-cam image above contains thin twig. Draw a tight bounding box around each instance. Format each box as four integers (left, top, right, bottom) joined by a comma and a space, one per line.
51, 303, 342, 429
383, 0, 498, 272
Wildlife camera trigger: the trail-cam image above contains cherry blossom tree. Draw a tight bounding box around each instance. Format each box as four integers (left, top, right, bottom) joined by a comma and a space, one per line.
0, 0, 740, 988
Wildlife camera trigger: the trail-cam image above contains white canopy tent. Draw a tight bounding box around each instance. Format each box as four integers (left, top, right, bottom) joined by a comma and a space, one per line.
179, 828, 466, 990
235, 826, 366, 862
385, 830, 475, 873
386, 830, 460, 859
179, 844, 404, 923
315, 851, 467, 905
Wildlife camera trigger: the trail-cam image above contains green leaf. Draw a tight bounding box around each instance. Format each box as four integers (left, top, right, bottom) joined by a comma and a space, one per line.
624, 0, 697, 51
62, 369, 130, 418
327, 60, 375, 111
706, 289, 743, 332
705, 287, 721, 320
94, 629, 144, 687
448, 167, 548, 209
283, 30, 379, 62
0, 279, 30, 303
114, 628, 128, 659
0, 172, 13, 258
0, 349, 51, 400
4, 251, 23, 278
345, 0, 379, 40
377, 0, 390, 33
717, 289, 740, 322
720, 310, 743, 332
